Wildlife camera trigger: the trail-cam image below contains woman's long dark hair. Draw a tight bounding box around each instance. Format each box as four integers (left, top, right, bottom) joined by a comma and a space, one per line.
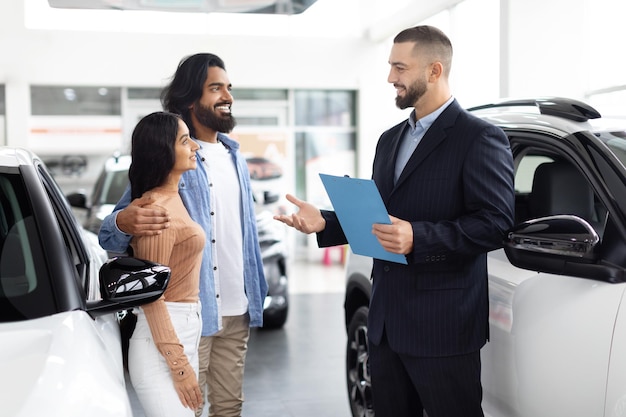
160, 53, 226, 139
129, 111, 181, 199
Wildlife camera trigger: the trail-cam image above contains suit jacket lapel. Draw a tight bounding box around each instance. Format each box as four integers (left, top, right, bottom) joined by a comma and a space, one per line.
378, 122, 408, 199
393, 100, 461, 192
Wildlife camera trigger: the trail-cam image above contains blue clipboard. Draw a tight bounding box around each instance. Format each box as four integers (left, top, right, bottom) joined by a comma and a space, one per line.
319, 173, 407, 264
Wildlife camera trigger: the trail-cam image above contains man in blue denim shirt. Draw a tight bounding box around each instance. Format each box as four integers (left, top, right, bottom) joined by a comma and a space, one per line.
99, 53, 268, 417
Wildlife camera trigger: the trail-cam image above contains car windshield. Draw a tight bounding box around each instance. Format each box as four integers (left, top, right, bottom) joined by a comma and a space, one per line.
102, 169, 129, 205
0, 172, 55, 322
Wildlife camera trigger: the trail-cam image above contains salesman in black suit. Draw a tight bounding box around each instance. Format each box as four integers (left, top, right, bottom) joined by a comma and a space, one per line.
274, 25, 515, 417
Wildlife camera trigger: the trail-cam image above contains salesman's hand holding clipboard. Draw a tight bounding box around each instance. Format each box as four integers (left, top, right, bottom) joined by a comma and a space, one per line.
319, 174, 408, 264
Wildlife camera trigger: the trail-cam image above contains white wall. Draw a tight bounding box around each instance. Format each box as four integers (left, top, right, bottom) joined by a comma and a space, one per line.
505, 0, 626, 115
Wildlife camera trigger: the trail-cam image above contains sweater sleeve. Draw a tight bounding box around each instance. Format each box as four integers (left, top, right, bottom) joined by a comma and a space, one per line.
132, 224, 195, 382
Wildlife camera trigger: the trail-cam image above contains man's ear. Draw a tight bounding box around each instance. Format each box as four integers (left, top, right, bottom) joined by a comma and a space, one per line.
429, 61, 443, 81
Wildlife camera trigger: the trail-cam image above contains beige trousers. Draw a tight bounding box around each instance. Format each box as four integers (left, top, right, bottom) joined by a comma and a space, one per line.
196, 314, 250, 417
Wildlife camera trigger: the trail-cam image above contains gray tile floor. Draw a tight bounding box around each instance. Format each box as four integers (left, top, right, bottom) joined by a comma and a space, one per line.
128, 260, 351, 417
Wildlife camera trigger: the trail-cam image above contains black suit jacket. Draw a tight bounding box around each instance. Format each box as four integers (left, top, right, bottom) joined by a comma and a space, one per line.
319, 99, 514, 357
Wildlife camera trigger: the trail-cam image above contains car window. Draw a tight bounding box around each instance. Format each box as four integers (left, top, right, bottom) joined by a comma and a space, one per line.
0, 173, 56, 321
103, 170, 129, 204
515, 155, 554, 193
514, 151, 607, 235
89, 168, 106, 206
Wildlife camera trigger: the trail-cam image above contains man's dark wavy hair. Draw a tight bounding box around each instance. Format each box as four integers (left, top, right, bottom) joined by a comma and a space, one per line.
160, 53, 226, 139
129, 111, 182, 200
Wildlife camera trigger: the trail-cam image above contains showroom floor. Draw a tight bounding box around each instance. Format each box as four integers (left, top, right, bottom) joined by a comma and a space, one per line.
127, 258, 351, 417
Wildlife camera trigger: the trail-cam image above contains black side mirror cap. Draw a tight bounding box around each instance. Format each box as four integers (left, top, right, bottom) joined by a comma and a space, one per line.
87, 257, 170, 316
504, 215, 625, 283
505, 215, 599, 262
66, 192, 88, 209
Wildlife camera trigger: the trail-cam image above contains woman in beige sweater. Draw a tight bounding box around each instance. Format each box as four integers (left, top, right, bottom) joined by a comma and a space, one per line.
126, 111, 204, 416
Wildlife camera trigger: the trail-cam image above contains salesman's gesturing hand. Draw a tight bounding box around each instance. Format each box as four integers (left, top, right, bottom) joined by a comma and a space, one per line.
372, 215, 414, 255
274, 194, 326, 234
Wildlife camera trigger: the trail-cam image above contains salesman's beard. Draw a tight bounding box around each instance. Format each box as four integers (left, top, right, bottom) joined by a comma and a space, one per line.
395, 77, 428, 110
193, 102, 237, 133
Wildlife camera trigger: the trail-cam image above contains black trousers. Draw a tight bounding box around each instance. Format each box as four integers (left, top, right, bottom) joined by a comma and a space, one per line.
369, 330, 484, 417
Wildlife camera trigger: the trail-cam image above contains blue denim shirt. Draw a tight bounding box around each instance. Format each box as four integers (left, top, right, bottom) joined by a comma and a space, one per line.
98, 133, 268, 336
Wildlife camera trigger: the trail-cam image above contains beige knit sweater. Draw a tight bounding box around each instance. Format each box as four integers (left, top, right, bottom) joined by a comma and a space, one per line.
130, 188, 205, 382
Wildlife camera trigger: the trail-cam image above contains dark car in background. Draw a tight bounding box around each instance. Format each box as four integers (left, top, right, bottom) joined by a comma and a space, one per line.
68, 153, 289, 329
0, 147, 171, 416
344, 98, 626, 417
246, 157, 283, 180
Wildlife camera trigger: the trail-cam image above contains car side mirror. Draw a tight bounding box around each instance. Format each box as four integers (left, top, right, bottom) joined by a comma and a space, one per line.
66, 191, 88, 209
506, 215, 599, 260
503, 215, 624, 283
87, 257, 170, 316
263, 191, 280, 204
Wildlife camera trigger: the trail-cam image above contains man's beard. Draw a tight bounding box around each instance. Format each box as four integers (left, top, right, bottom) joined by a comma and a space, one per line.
193, 102, 237, 133
395, 77, 427, 110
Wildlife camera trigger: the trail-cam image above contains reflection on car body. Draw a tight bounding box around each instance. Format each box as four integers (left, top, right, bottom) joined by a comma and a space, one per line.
344, 98, 626, 417
0, 147, 170, 417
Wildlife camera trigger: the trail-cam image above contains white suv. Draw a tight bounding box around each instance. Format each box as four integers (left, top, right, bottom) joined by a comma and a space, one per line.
344, 97, 626, 417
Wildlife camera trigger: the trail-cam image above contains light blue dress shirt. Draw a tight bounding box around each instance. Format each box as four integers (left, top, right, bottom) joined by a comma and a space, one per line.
394, 96, 455, 183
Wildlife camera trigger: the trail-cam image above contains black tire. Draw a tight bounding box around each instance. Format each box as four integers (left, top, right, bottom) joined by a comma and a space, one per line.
261, 306, 288, 330
346, 305, 374, 417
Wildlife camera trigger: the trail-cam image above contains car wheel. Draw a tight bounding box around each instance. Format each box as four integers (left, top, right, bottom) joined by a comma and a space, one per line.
346, 305, 374, 417
261, 306, 288, 329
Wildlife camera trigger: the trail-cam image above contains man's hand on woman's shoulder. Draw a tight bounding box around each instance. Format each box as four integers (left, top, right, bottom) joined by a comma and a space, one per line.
117, 195, 171, 236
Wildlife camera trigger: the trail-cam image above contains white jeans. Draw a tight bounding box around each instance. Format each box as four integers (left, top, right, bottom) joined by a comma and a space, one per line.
129, 302, 202, 417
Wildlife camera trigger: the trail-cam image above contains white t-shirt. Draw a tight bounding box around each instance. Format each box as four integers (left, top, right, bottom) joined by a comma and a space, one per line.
196, 139, 248, 316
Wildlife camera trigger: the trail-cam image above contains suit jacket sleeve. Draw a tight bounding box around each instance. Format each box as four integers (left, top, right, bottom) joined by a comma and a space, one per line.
316, 209, 348, 247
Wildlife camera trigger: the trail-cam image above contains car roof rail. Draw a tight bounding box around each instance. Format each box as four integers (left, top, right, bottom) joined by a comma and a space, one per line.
466, 97, 601, 122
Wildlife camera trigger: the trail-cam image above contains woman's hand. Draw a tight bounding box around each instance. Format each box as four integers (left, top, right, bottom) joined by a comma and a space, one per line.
172, 364, 203, 411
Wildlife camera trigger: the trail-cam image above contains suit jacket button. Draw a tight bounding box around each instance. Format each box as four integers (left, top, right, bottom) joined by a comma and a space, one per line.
383, 266, 390, 272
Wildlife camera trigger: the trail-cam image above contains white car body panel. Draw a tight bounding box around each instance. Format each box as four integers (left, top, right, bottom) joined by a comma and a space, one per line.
606, 299, 626, 417
0, 224, 132, 416
0, 311, 131, 417
484, 249, 626, 417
